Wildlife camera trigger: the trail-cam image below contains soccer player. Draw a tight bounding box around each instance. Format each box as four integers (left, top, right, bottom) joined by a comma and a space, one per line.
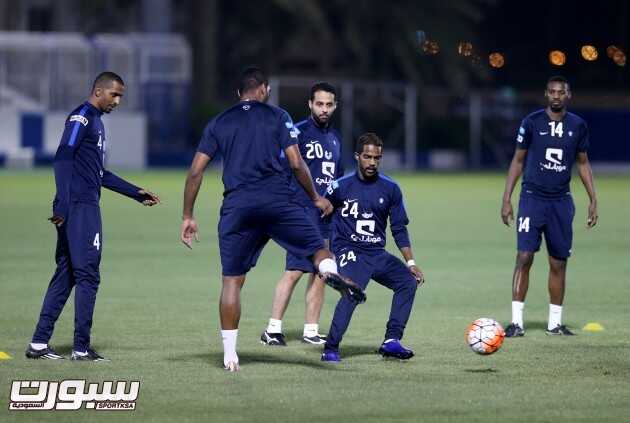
321, 133, 424, 362
501, 76, 598, 337
26, 72, 160, 361
261, 82, 344, 346
180, 67, 365, 372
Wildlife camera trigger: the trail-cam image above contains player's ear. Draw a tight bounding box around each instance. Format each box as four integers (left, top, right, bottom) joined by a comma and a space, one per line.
308, 100, 313, 111
236, 89, 241, 98
354, 152, 359, 162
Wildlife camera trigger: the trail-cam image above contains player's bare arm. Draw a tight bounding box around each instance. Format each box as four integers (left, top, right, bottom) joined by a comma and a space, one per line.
501, 149, 527, 226
181, 151, 211, 248
576, 151, 598, 228
284, 144, 333, 216
399, 246, 424, 286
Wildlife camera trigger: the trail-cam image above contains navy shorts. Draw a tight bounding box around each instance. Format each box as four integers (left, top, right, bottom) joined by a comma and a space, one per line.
333, 246, 416, 291
285, 206, 329, 273
516, 193, 575, 259
218, 200, 325, 276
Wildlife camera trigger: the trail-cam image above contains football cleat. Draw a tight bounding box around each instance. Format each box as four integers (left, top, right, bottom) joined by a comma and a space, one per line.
260, 331, 287, 346
546, 325, 575, 336
70, 348, 110, 362
224, 361, 240, 372
323, 273, 366, 304
321, 350, 341, 362
25, 345, 65, 360
378, 339, 414, 360
302, 334, 327, 345
505, 323, 525, 337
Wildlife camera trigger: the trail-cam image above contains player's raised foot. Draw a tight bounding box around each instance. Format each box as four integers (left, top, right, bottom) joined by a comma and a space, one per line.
224, 361, 240, 372
378, 339, 414, 360
25, 345, 65, 360
70, 348, 110, 362
260, 330, 287, 346
323, 273, 366, 304
504, 323, 525, 337
321, 350, 341, 363
545, 325, 575, 336
302, 334, 327, 345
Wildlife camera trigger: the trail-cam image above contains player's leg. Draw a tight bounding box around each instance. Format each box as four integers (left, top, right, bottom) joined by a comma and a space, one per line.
303, 272, 327, 344
372, 252, 417, 359
261, 268, 303, 346
67, 204, 107, 361
217, 206, 269, 370
507, 251, 535, 337
220, 274, 246, 371
322, 248, 371, 361
507, 194, 543, 337
544, 197, 575, 335
27, 225, 75, 359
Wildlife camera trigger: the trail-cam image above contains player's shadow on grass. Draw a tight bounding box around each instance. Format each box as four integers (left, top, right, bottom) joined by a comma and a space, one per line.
523, 321, 550, 331
169, 351, 332, 370
339, 344, 380, 358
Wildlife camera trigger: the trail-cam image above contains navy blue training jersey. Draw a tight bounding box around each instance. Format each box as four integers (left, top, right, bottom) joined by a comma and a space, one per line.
53, 102, 142, 219
289, 117, 344, 207
326, 171, 410, 252
197, 100, 300, 199
516, 110, 589, 198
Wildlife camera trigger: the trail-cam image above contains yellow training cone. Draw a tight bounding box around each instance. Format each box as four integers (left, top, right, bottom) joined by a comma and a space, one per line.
582, 322, 604, 332
0, 351, 12, 360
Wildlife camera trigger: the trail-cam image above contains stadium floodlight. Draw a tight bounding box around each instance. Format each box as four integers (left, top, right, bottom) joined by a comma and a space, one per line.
612, 49, 626, 66
549, 50, 566, 66
422, 40, 440, 55
580, 45, 598, 61
606, 45, 619, 58
457, 42, 473, 56
489, 52, 505, 68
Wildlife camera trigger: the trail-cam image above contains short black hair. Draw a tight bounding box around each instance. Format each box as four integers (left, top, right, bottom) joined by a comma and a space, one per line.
547, 75, 569, 88
355, 132, 384, 153
310, 82, 336, 101
92, 71, 124, 91
238, 66, 268, 94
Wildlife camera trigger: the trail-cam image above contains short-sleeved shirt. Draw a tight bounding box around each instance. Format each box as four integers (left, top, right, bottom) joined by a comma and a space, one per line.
516, 109, 589, 198
197, 101, 300, 202
326, 171, 410, 253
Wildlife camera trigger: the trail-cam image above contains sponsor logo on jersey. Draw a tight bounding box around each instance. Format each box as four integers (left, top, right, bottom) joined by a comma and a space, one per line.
69, 115, 88, 126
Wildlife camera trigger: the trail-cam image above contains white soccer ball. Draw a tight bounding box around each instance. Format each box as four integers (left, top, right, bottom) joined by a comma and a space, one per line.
465, 318, 505, 355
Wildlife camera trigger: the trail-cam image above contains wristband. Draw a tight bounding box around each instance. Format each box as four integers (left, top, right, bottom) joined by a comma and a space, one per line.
406, 259, 416, 267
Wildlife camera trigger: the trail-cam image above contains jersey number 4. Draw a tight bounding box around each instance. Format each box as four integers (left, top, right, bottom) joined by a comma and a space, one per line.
93, 233, 101, 250
518, 217, 530, 233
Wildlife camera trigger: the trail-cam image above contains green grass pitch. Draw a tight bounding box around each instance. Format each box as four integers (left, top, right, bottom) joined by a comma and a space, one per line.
1, 170, 629, 422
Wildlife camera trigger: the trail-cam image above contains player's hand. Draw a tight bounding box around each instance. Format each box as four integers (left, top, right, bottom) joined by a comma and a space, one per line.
138, 189, 161, 206
501, 200, 513, 226
180, 217, 199, 249
314, 196, 333, 217
48, 215, 65, 227
409, 265, 425, 287
587, 201, 598, 228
